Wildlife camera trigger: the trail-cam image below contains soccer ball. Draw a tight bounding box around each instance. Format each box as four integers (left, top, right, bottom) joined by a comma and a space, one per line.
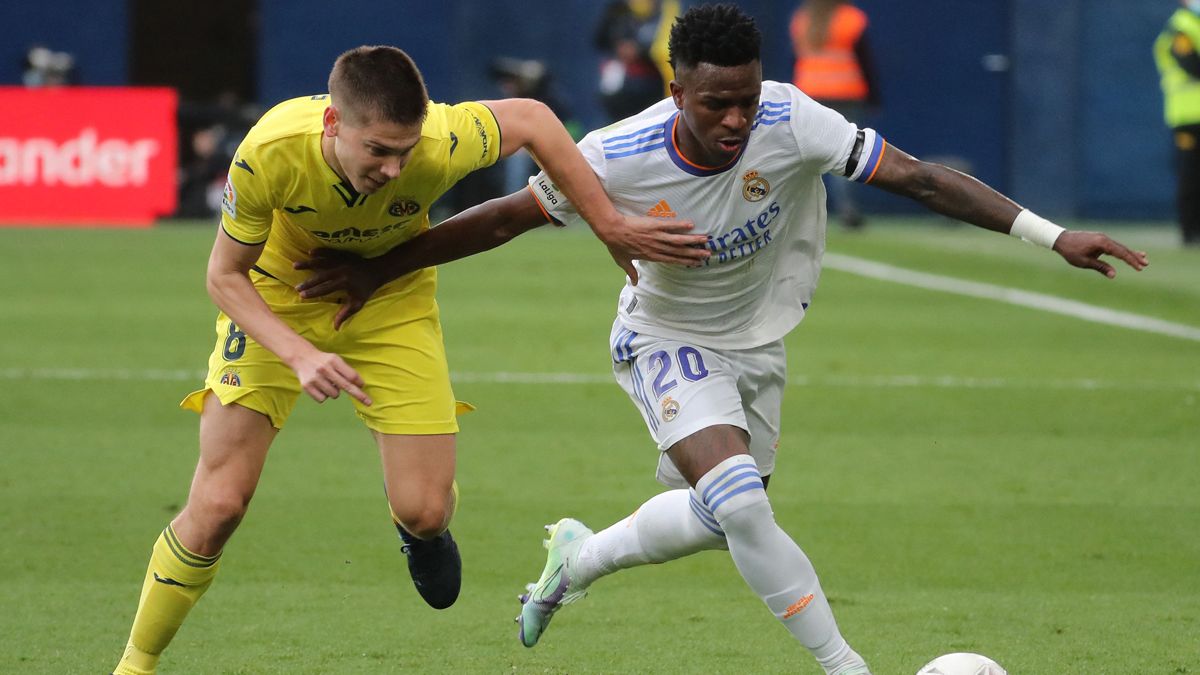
916, 652, 1007, 675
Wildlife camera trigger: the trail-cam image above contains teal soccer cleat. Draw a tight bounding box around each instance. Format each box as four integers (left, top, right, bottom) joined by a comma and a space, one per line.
516, 518, 594, 648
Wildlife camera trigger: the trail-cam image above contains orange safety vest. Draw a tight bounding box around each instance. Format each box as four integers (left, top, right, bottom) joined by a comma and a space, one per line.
790, 5, 869, 102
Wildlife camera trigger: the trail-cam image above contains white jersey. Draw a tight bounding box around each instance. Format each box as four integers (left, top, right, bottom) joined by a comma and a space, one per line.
528, 80, 887, 350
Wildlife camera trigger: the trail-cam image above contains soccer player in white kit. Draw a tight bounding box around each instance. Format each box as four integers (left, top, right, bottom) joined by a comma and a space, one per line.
293, 5, 1148, 673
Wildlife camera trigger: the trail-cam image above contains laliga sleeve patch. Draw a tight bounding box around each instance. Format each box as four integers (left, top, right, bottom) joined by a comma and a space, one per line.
221, 177, 238, 219
533, 176, 562, 208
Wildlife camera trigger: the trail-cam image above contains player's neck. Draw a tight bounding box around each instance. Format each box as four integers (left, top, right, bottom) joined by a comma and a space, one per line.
319, 134, 351, 185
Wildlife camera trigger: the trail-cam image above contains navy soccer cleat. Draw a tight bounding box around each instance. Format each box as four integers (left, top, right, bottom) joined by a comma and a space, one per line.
397, 525, 462, 610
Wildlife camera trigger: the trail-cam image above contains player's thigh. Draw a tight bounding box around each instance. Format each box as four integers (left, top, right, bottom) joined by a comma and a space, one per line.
192, 394, 277, 502
376, 432, 457, 532
174, 392, 278, 553
734, 338, 787, 479
665, 424, 752, 487
611, 325, 750, 487
337, 296, 465, 435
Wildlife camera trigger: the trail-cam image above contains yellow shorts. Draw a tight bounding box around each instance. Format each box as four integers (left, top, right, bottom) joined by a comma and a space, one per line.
181, 272, 471, 433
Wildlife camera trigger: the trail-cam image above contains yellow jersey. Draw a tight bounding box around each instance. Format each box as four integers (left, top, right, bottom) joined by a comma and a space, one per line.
219, 95, 501, 296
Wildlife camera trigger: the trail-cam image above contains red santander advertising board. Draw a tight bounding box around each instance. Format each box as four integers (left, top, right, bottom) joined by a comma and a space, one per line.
0, 87, 177, 227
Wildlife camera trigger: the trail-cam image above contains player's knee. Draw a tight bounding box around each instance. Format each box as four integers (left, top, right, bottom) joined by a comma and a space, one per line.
697, 454, 773, 531
394, 503, 450, 540
717, 491, 775, 536
192, 489, 251, 535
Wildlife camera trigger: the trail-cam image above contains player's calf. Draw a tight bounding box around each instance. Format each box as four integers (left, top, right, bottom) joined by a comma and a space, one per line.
697, 454, 869, 675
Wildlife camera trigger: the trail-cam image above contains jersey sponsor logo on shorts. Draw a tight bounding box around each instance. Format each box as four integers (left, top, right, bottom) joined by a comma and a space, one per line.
646, 199, 676, 218
221, 178, 237, 219
741, 170, 770, 202
661, 396, 680, 422
703, 200, 781, 266
388, 198, 421, 217
782, 593, 815, 619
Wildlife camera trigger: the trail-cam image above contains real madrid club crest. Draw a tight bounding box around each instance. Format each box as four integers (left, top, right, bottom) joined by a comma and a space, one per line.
742, 169, 769, 202
661, 396, 680, 422
388, 197, 421, 217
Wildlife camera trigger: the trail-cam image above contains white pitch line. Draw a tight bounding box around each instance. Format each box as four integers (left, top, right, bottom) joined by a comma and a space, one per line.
824, 253, 1200, 343
1, 368, 1197, 392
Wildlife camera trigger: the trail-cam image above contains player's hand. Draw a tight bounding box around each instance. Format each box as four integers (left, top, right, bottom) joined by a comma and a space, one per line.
289, 348, 372, 406
1052, 231, 1149, 278
294, 249, 384, 329
592, 216, 710, 285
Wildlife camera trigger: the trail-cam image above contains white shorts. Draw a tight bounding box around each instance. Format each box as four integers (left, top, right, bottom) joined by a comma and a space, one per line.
610, 319, 786, 488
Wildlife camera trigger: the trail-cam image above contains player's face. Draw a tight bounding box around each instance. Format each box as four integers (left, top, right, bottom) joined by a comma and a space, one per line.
323, 105, 423, 195
670, 61, 762, 167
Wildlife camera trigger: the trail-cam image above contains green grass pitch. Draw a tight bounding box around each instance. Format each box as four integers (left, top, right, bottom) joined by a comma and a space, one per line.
0, 219, 1196, 673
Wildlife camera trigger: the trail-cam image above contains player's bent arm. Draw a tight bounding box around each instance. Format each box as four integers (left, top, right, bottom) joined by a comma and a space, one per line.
206, 231, 315, 364
362, 190, 548, 287
482, 98, 709, 274
484, 98, 624, 233
866, 145, 1149, 276
294, 191, 547, 327
206, 230, 371, 404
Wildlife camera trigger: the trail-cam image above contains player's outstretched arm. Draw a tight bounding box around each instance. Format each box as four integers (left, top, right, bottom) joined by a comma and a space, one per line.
483, 98, 710, 281
866, 144, 1148, 277
295, 190, 547, 329
207, 229, 371, 405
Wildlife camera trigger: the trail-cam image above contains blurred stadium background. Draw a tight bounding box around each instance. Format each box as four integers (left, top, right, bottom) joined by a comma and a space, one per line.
0, 0, 1183, 222
2, 2, 1197, 674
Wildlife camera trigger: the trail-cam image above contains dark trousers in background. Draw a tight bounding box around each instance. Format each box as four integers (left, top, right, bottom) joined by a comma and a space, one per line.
1174, 124, 1200, 245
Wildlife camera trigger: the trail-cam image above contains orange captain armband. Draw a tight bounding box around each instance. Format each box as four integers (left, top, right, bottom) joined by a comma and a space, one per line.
844, 128, 886, 184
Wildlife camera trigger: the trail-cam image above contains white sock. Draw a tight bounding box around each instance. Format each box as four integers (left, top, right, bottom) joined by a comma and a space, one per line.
572, 488, 727, 589
697, 454, 867, 674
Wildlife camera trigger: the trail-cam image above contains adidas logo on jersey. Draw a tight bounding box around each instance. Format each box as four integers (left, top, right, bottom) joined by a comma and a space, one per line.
647, 199, 677, 218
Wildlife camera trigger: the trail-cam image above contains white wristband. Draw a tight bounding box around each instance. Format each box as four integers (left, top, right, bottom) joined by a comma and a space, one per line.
1010, 209, 1065, 249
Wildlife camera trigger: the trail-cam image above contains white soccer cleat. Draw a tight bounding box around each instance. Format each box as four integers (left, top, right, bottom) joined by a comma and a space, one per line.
515, 518, 594, 648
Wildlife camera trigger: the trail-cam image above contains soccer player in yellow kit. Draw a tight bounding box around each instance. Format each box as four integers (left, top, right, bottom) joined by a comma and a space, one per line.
112, 45, 708, 675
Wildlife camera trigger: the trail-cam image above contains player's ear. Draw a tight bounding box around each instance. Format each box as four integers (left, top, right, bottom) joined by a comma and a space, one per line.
669, 80, 684, 109
323, 105, 340, 137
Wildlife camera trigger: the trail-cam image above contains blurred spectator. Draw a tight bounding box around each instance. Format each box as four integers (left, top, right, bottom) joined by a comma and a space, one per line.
489, 56, 581, 194
176, 91, 258, 218
22, 46, 76, 87
789, 0, 879, 230
594, 0, 676, 122
1154, 0, 1200, 247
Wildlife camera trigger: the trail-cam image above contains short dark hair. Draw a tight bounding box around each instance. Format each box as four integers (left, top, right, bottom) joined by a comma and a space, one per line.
668, 4, 762, 71
328, 46, 428, 126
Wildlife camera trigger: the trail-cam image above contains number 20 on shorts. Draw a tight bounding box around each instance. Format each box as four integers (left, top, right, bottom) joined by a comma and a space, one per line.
647, 346, 709, 398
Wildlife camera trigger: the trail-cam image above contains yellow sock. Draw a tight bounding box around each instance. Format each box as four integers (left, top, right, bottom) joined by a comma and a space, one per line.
114, 525, 221, 675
